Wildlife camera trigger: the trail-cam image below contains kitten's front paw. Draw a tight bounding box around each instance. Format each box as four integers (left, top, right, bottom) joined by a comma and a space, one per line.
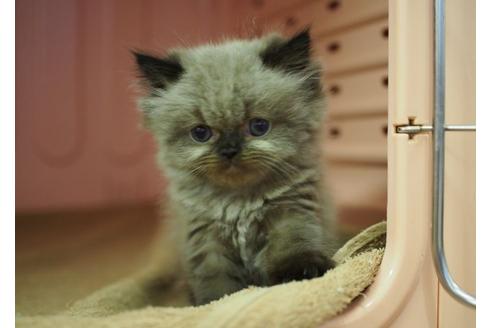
270, 252, 335, 284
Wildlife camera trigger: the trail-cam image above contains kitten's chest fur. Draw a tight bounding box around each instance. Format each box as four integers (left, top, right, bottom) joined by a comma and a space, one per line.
180, 188, 269, 269
219, 197, 268, 269
170, 168, 326, 287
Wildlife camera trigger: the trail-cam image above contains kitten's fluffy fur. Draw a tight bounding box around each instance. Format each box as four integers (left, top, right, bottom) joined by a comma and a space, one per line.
134, 30, 341, 305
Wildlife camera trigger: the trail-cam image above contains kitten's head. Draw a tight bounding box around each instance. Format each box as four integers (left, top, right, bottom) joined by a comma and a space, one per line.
134, 30, 326, 189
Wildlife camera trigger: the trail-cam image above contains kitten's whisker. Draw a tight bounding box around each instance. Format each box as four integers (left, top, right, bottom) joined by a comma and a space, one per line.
250, 155, 299, 178
244, 151, 299, 177
247, 157, 295, 184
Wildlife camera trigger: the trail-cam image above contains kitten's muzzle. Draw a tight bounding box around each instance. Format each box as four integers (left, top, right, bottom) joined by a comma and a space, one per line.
216, 131, 243, 160
219, 147, 240, 159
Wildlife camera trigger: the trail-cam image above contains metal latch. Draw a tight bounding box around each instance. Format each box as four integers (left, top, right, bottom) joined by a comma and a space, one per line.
396, 120, 475, 138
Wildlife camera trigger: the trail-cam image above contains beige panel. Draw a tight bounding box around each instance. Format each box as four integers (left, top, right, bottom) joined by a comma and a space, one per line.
322, 137, 437, 328
390, 2, 433, 125
445, 0, 475, 126
324, 116, 388, 163
389, 246, 439, 328
321, 0, 438, 327
314, 18, 388, 74
439, 0, 476, 326
439, 133, 476, 327
326, 163, 386, 231
325, 67, 388, 116
312, 0, 388, 35
261, 0, 388, 38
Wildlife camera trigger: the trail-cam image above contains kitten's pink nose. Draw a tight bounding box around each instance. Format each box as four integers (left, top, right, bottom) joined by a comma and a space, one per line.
219, 147, 239, 160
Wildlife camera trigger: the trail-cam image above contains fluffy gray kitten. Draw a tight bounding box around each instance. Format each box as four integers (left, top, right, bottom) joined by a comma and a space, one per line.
133, 30, 341, 305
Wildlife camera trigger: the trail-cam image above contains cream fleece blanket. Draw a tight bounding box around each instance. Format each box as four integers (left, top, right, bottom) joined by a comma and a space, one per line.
17, 221, 386, 328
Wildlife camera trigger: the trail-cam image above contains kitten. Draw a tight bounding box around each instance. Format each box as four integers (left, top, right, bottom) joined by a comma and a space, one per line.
133, 30, 341, 305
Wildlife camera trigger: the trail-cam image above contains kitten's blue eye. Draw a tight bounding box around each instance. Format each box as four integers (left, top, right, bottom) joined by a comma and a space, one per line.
190, 125, 212, 142
249, 118, 270, 137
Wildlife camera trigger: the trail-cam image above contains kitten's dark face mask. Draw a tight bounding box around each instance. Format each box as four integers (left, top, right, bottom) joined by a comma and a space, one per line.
134, 30, 325, 188
191, 118, 270, 160
183, 118, 281, 186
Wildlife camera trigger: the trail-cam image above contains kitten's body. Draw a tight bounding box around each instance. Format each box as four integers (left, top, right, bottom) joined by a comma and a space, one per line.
134, 30, 341, 305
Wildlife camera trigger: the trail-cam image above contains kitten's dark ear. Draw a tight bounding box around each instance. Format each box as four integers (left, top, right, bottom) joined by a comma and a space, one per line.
132, 51, 184, 90
260, 29, 312, 74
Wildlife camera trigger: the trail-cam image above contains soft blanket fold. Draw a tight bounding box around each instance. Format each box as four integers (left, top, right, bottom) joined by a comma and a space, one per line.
17, 221, 386, 328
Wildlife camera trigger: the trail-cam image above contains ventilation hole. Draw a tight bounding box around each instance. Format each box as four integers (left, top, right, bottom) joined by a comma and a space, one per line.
382, 27, 389, 38
285, 17, 297, 27
326, 42, 340, 53
382, 75, 388, 87
326, 0, 341, 11
329, 85, 341, 95
382, 124, 388, 136
329, 127, 341, 138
